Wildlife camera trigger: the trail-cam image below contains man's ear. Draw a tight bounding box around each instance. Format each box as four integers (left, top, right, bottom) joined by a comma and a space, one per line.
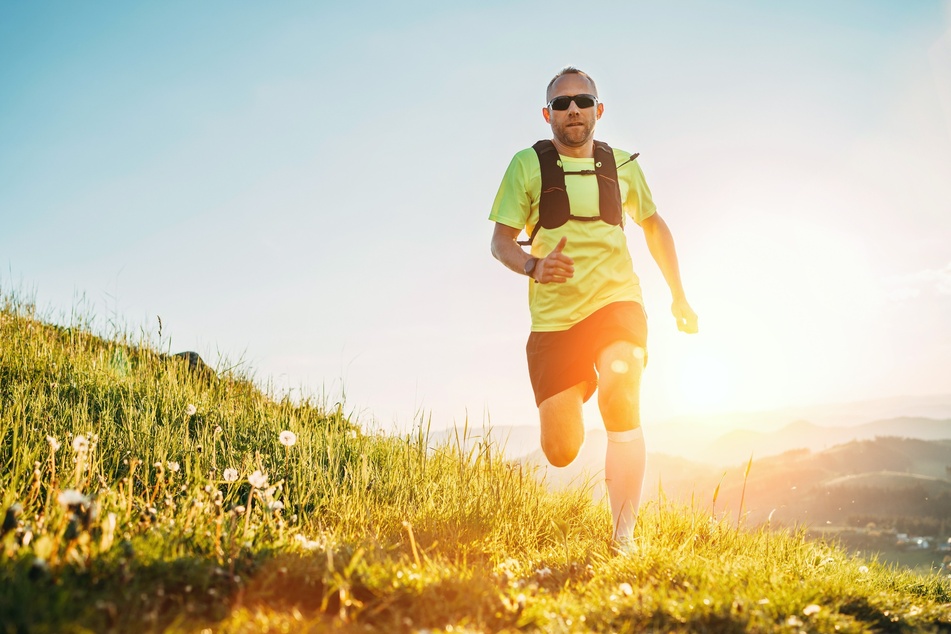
542, 107, 551, 123
596, 102, 604, 119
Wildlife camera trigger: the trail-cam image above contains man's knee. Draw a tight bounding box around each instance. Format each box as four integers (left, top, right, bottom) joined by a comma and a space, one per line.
538, 383, 585, 467
599, 383, 641, 430
541, 434, 583, 467
597, 343, 644, 428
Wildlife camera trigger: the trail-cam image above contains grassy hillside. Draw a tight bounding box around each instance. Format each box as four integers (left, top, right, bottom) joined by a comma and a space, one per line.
3, 294, 951, 632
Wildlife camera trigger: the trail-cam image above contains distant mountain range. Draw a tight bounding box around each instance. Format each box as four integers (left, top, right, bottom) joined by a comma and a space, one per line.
684, 416, 951, 466
431, 393, 951, 466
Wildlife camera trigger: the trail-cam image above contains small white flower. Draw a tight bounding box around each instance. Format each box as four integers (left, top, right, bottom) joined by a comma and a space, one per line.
46, 436, 61, 452
858, 565, 869, 574
167, 461, 180, 473
294, 533, 321, 550
233, 505, 246, 515
618, 582, 634, 597
279, 430, 297, 447
223, 468, 239, 482
248, 470, 268, 489
803, 604, 821, 616
57, 489, 88, 507
72, 435, 89, 453
268, 500, 284, 511
185, 404, 197, 417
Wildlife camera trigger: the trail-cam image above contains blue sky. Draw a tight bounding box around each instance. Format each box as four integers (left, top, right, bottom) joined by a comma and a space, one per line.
2, 1, 950, 433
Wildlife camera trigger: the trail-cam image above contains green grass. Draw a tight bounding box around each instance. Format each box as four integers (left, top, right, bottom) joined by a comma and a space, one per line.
2, 290, 951, 633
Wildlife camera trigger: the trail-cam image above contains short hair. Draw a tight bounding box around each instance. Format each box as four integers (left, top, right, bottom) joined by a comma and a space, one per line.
546, 66, 598, 102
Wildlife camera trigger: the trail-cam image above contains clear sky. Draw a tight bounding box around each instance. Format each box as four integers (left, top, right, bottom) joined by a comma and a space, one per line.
2, 0, 950, 434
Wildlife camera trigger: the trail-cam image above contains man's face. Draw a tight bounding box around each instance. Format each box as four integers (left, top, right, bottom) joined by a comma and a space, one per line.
543, 74, 603, 149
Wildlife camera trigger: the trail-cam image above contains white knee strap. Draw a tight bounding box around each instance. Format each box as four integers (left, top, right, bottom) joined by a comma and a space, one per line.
606, 428, 643, 443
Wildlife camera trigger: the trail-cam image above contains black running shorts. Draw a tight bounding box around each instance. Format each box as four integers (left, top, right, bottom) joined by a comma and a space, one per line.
526, 301, 648, 407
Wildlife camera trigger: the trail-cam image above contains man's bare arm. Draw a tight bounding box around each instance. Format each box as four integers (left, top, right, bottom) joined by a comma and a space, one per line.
490, 223, 574, 284
641, 213, 698, 333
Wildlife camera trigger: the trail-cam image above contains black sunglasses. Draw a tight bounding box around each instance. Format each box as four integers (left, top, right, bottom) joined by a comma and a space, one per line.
547, 94, 598, 111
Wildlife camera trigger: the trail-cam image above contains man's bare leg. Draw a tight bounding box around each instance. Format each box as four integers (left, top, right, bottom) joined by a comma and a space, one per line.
596, 341, 647, 545
538, 382, 587, 468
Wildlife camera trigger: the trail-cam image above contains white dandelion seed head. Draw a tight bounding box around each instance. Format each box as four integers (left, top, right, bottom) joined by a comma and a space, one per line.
803, 604, 821, 616
223, 468, 239, 483
72, 435, 89, 453
46, 436, 61, 452
294, 533, 322, 550
248, 470, 268, 489
858, 565, 869, 574
279, 430, 297, 447
185, 404, 197, 417
167, 461, 180, 473
57, 489, 88, 507
268, 500, 284, 511
618, 582, 634, 597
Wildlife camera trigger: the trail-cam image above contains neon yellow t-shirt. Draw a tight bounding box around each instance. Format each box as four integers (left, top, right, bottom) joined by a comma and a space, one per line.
489, 146, 657, 332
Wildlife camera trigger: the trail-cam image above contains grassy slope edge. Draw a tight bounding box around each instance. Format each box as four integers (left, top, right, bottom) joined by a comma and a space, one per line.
1, 293, 950, 633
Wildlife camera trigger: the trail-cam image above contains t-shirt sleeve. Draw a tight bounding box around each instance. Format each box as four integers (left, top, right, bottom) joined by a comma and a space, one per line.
489, 152, 532, 230
623, 159, 657, 225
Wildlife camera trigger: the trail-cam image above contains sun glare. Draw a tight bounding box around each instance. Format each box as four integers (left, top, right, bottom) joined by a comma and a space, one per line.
674, 352, 733, 411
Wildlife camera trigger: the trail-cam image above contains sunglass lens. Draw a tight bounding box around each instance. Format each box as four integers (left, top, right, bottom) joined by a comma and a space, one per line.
574, 95, 595, 108
550, 96, 572, 111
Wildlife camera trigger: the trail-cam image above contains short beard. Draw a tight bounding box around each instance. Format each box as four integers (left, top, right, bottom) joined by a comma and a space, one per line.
554, 121, 593, 147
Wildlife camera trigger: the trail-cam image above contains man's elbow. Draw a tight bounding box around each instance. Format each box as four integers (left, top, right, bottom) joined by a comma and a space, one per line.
490, 235, 509, 263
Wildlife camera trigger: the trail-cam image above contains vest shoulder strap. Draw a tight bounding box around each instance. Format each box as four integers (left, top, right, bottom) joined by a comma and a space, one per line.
593, 141, 623, 227
523, 140, 569, 246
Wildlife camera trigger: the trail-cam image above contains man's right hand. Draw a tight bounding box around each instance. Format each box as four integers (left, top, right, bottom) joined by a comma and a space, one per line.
533, 236, 574, 284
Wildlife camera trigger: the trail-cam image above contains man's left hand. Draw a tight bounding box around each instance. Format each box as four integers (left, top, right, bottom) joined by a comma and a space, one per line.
671, 298, 698, 334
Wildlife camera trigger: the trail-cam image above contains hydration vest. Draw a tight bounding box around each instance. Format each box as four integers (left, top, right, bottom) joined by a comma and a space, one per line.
518, 139, 639, 247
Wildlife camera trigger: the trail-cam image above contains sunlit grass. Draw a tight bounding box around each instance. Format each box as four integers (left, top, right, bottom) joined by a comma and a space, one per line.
2, 289, 951, 632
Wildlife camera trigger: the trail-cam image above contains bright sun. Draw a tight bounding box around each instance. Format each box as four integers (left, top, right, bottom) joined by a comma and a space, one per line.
674, 352, 733, 411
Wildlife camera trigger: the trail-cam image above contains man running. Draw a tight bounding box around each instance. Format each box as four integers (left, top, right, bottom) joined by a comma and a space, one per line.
489, 66, 698, 547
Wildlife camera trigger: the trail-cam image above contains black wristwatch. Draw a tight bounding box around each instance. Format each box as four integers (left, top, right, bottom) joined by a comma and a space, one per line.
523, 256, 539, 279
